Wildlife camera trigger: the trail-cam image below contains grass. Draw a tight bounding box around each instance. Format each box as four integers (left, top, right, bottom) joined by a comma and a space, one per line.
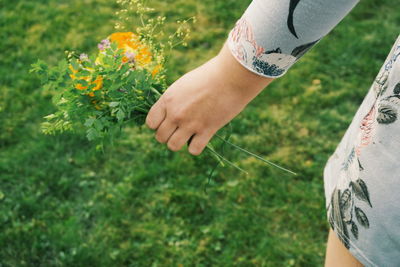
0, 0, 399, 266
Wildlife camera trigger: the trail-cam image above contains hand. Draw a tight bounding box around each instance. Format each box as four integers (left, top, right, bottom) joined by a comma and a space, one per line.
145, 42, 273, 155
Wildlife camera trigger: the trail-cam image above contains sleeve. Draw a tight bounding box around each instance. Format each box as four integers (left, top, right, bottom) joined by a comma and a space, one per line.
227, 0, 360, 78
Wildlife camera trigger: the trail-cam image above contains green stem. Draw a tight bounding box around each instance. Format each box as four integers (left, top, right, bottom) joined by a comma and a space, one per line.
214, 134, 297, 176
150, 87, 162, 97
133, 106, 148, 113
205, 144, 248, 175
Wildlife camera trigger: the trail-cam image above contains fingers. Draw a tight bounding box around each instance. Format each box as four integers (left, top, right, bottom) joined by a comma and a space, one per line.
146, 94, 214, 155
145, 99, 166, 130
167, 128, 194, 152
187, 130, 215, 156
155, 119, 178, 144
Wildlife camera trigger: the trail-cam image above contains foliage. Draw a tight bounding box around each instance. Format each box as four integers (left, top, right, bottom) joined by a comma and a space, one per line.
31, 38, 164, 142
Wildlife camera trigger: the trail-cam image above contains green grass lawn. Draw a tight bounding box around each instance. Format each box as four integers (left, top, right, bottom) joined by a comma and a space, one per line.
0, 0, 399, 266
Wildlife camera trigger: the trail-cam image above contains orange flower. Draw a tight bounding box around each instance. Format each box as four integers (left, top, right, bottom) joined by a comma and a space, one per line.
151, 65, 162, 77
109, 32, 139, 50
69, 65, 103, 94
108, 32, 152, 66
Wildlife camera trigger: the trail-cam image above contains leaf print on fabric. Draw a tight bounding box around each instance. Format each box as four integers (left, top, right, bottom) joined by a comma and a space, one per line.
377, 102, 398, 124
331, 188, 350, 249
265, 48, 282, 54
342, 148, 355, 171
340, 189, 352, 223
328, 205, 335, 230
228, 17, 297, 77
229, 17, 265, 64
340, 189, 352, 211
350, 221, 359, 240
355, 207, 370, 228
291, 39, 320, 59
255, 53, 297, 76
350, 179, 372, 207
394, 82, 400, 95
357, 158, 364, 171
373, 70, 389, 97
329, 182, 372, 247
252, 57, 285, 77
288, 0, 301, 38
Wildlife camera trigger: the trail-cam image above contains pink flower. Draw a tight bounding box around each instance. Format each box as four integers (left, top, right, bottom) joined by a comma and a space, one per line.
79, 53, 89, 62
98, 39, 111, 51
125, 51, 136, 63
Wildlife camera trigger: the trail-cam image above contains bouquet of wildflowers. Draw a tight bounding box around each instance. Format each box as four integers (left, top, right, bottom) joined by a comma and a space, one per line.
32, 31, 166, 141
31, 0, 295, 176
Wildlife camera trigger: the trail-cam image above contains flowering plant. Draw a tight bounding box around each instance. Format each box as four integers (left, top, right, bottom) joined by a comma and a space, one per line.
30, 0, 193, 141
31, 31, 165, 142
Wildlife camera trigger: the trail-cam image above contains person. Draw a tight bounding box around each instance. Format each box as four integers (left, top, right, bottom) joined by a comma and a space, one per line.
145, 0, 400, 265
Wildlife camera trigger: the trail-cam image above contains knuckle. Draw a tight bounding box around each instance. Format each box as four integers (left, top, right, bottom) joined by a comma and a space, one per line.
171, 112, 185, 124
191, 122, 204, 132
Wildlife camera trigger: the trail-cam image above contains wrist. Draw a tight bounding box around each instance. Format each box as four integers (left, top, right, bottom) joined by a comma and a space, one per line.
214, 42, 274, 101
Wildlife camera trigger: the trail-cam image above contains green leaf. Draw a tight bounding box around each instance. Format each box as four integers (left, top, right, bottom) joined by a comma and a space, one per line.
78, 70, 91, 76
86, 128, 99, 141
93, 119, 104, 131
30, 62, 43, 73
84, 118, 96, 127
109, 102, 120, 107
103, 56, 113, 66
109, 82, 123, 91
44, 114, 57, 120
76, 79, 89, 87
70, 59, 79, 70
57, 60, 68, 72
126, 72, 137, 83
111, 42, 118, 51
116, 109, 125, 122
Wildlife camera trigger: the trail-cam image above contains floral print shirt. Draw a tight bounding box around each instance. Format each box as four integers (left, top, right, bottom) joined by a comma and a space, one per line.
324, 37, 400, 267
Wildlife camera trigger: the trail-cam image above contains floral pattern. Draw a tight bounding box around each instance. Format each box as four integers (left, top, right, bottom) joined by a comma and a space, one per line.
227, 16, 320, 78
327, 41, 400, 249
228, 17, 295, 77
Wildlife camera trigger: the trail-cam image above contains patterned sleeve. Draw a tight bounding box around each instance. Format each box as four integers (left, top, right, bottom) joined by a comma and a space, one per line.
228, 0, 360, 78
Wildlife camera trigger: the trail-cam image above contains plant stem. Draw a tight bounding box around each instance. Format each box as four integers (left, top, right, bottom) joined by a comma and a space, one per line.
214, 134, 297, 176
205, 144, 248, 174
